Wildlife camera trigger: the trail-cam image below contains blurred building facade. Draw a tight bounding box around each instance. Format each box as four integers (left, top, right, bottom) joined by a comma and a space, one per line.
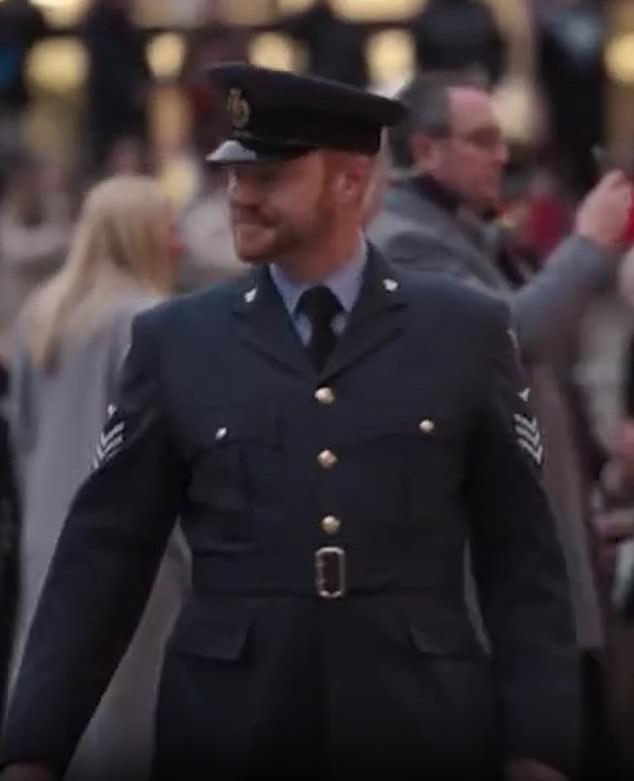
2, 0, 630, 199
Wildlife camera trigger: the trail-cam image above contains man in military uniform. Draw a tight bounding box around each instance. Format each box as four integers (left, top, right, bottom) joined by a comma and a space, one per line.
1, 65, 577, 781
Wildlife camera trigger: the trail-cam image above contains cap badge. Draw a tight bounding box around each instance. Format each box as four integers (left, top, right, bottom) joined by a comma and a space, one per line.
227, 88, 251, 130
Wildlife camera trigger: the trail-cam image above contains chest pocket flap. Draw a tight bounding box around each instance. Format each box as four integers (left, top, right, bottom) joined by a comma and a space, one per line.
199, 404, 281, 450
188, 404, 282, 510
331, 395, 462, 452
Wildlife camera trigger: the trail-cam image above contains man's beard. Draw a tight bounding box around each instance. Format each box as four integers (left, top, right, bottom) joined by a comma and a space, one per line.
232, 221, 303, 265
231, 190, 334, 265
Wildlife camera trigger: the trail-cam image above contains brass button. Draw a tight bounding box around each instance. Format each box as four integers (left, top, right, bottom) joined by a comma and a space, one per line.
419, 419, 435, 434
315, 386, 335, 405
321, 515, 341, 535
318, 449, 338, 469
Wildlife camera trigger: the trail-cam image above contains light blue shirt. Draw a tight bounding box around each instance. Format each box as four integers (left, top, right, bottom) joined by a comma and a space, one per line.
269, 242, 368, 345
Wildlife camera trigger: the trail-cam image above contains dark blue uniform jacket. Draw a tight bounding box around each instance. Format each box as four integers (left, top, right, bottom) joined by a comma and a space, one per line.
1, 249, 579, 780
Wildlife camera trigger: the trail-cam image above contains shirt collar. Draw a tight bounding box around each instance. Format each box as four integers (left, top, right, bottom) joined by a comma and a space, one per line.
414, 174, 498, 223
269, 240, 368, 317
415, 175, 462, 214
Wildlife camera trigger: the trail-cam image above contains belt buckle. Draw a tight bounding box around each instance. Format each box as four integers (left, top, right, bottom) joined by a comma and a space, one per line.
315, 546, 346, 599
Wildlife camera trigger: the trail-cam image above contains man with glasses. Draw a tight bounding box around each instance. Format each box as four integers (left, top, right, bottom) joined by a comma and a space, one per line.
370, 70, 632, 780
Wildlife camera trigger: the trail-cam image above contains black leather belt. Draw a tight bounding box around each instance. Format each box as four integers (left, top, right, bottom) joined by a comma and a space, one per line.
192, 546, 464, 601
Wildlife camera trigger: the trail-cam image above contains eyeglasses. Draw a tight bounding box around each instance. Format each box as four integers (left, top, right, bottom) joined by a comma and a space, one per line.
450, 127, 506, 150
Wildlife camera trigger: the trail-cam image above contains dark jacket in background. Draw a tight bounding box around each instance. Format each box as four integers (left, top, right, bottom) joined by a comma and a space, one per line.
283, 1, 368, 87
0, 0, 47, 113
533, 0, 606, 195
412, 0, 506, 84
82, 1, 150, 168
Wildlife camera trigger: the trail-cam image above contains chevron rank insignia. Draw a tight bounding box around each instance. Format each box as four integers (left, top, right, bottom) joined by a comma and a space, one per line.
514, 412, 543, 466
93, 405, 126, 470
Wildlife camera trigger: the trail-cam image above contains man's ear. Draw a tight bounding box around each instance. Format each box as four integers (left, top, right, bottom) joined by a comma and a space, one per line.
331, 155, 372, 205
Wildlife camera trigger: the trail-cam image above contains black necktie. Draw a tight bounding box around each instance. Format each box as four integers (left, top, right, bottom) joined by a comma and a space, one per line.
297, 286, 342, 370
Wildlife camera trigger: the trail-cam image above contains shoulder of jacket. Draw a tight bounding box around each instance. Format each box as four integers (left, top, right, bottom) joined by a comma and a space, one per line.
370, 210, 442, 245
134, 272, 253, 333
400, 267, 508, 326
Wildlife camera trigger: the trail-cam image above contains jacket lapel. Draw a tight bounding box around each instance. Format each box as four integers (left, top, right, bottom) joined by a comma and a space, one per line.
322, 247, 406, 380
233, 266, 314, 378
233, 249, 407, 381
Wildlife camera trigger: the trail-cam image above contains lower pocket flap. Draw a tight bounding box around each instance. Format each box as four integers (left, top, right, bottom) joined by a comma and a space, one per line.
169, 601, 251, 661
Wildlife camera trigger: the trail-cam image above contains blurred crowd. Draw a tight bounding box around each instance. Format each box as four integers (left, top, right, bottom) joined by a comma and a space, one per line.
0, 0, 614, 297
3, 0, 634, 778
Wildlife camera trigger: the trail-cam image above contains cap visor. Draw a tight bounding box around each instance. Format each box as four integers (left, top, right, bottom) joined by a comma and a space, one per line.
206, 139, 312, 166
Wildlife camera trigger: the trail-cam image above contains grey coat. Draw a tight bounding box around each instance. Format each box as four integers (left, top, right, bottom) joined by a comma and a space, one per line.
8, 285, 189, 781
370, 179, 613, 649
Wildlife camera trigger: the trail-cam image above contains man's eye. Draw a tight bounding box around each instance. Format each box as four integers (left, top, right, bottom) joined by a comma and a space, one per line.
256, 168, 279, 186
464, 128, 504, 148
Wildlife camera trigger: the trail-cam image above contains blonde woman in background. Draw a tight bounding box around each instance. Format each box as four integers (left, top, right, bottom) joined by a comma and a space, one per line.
7, 175, 189, 781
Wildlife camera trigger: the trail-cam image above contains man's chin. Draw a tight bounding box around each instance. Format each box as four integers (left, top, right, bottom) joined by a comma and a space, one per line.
234, 243, 277, 265
238, 254, 271, 266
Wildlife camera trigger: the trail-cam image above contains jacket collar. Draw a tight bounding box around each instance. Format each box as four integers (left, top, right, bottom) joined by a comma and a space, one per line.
233, 245, 406, 380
